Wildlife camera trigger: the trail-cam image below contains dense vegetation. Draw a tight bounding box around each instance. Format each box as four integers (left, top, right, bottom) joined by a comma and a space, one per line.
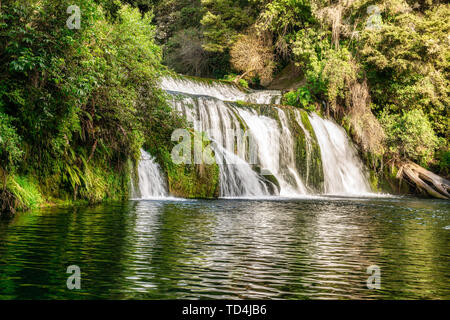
0, 0, 187, 213
145, 0, 448, 178
1, 0, 448, 213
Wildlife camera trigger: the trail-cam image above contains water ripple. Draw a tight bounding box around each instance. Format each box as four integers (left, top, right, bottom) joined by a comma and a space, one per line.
0, 197, 449, 299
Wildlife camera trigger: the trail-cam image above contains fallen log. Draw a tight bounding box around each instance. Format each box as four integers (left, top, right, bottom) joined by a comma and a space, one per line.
397, 161, 450, 200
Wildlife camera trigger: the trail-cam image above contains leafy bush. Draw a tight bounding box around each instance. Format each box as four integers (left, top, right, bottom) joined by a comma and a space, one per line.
0, 113, 23, 189
380, 109, 439, 166
292, 28, 358, 112
359, 3, 449, 138
283, 87, 315, 111
0, 1, 183, 209
0, 113, 22, 169
437, 150, 450, 176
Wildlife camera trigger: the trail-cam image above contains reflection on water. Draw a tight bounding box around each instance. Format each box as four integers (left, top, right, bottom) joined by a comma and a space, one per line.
0, 197, 449, 299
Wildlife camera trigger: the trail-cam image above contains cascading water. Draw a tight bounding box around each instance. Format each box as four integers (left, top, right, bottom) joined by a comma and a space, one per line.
134, 75, 374, 199
132, 149, 168, 199
308, 113, 371, 195
162, 75, 374, 197
170, 93, 274, 197
234, 106, 307, 196
161, 76, 282, 104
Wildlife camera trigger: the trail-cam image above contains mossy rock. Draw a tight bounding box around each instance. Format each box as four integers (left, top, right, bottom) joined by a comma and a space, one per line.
288, 109, 324, 193
262, 173, 281, 195
375, 165, 415, 195
0, 189, 21, 217
158, 130, 220, 199
167, 162, 220, 199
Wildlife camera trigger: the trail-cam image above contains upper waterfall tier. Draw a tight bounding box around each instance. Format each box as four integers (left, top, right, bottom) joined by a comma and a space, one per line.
161, 76, 282, 104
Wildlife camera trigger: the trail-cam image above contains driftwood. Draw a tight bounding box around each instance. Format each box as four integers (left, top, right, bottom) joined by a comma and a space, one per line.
397, 161, 450, 200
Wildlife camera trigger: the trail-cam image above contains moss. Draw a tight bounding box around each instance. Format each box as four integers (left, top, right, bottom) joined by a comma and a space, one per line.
289, 109, 324, 192
369, 170, 380, 192
228, 105, 248, 131
157, 130, 220, 199
263, 173, 280, 194
371, 164, 414, 195
299, 110, 315, 137
166, 160, 220, 199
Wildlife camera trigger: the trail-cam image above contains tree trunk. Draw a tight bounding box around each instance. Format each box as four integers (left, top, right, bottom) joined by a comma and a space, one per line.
397, 161, 450, 200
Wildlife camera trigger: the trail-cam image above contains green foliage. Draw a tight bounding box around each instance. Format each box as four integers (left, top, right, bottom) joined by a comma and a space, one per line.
358, 2, 449, 138
380, 109, 439, 166
0, 113, 23, 176
147, 0, 232, 78
6, 175, 43, 210
437, 150, 450, 176
222, 74, 249, 88
256, 0, 314, 59
0, 0, 183, 212
200, 0, 262, 53
283, 87, 315, 111
292, 28, 357, 111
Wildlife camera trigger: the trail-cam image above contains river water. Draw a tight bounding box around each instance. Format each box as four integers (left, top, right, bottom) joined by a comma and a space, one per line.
0, 196, 448, 299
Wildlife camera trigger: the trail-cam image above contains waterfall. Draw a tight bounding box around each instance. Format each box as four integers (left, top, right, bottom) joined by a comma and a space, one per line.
235, 107, 307, 196
161, 76, 282, 104
132, 149, 168, 199
214, 145, 272, 197
170, 93, 274, 197
162, 75, 374, 197
308, 113, 371, 195
131, 75, 373, 199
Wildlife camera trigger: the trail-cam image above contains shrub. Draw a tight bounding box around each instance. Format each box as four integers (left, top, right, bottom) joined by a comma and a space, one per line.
437, 150, 450, 176
283, 87, 315, 111
0, 113, 23, 187
230, 33, 275, 86
380, 109, 439, 166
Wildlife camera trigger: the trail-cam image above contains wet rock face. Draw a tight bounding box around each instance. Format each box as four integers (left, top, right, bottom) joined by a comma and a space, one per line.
291, 109, 324, 193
